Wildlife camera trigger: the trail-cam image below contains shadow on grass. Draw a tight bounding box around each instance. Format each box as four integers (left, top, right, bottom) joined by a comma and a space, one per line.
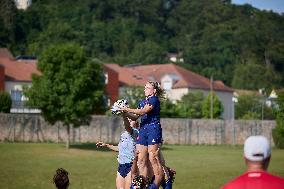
70, 143, 117, 152
70, 143, 173, 151
160, 146, 173, 151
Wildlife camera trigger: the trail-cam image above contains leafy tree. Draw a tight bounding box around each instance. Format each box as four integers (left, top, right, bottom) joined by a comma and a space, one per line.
24, 43, 105, 148
235, 94, 261, 119
175, 92, 204, 118
272, 90, 284, 148
234, 93, 275, 120
27, 21, 84, 56
0, 91, 12, 113
241, 112, 260, 120
128, 40, 166, 65
202, 92, 224, 119
232, 62, 281, 90
3, 0, 284, 90
0, 0, 17, 34
160, 98, 178, 118
0, 18, 10, 47
0, 0, 17, 47
119, 86, 144, 108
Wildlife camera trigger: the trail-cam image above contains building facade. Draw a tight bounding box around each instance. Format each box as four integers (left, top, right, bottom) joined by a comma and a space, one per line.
104, 63, 235, 120
14, 0, 32, 10
0, 48, 40, 113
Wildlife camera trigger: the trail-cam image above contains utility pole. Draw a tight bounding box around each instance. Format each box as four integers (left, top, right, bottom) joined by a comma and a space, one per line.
259, 88, 265, 121
210, 75, 213, 119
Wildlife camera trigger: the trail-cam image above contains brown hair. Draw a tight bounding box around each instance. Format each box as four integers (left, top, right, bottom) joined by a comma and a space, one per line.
132, 175, 148, 189
148, 81, 165, 99
53, 168, 69, 189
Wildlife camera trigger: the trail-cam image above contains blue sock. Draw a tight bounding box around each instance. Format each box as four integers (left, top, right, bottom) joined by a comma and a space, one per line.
148, 183, 158, 189
161, 180, 167, 189
165, 179, 173, 189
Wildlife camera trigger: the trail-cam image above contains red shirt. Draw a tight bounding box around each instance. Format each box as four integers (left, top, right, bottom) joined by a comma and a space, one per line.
222, 171, 284, 189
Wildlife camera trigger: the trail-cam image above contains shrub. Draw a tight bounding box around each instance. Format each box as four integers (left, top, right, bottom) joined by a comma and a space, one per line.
272, 90, 284, 149
202, 92, 224, 119
0, 91, 12, 113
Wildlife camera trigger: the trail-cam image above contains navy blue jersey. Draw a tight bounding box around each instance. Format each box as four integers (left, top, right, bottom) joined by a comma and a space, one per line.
138, 96, 160, 126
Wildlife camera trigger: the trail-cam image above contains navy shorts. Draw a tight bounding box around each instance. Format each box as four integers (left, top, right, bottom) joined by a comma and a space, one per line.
136, 123, 162, 146
118, 162, 133, 178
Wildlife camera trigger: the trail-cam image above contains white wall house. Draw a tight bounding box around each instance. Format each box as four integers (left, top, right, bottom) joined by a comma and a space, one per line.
0, 48, 40, 113
104, 63, 235, 120
14, 0, 32, 10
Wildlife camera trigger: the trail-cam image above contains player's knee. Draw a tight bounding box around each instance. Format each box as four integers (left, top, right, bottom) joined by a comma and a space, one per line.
148, 150, 159, 163
137, 153, 147, 166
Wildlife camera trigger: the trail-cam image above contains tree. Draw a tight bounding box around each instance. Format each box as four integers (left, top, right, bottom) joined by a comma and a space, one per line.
235, 94, 261, 119
272, 90, 284, 148
0, 0, 17, 46
119, 86, 144, 108
202, 92, 223, 119
0, 0, 17, 34
27, 21, 84, 56
2, 0, 284, 89
128, 40, 166, 64
175, 92, 204, 118
235, 93, 275, 120
24, 43, 105, 148
160, 98, 178, 118
232, 62, 281, 90
0, 91, 12, 113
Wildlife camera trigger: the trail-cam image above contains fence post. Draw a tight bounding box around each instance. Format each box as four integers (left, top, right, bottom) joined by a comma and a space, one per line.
57, 122, 59, 143
13, 115, 15, 142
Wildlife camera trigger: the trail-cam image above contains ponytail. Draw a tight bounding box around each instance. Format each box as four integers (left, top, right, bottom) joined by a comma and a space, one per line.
148, 81, 165, 99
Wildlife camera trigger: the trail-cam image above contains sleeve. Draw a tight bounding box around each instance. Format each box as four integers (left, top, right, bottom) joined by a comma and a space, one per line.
146, 96, 158, 107
132, 128, 139, 138
137, 100, 143, 109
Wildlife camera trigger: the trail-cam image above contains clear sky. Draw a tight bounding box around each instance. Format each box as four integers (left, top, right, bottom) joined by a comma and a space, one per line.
232, 0, 284, 14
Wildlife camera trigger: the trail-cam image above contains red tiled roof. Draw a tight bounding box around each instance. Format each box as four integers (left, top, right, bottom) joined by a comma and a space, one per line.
0, 48, 14, 59
104, 63, 233, 92
0, 49, 40, 82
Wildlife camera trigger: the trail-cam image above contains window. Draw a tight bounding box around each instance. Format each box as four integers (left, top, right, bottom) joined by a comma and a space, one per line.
104, 73, 108, 84
163, 81, 172, 90
10, 90, 24, 108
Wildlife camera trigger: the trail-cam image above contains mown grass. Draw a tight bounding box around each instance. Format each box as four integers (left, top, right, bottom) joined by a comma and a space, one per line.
0, 143, 283, 189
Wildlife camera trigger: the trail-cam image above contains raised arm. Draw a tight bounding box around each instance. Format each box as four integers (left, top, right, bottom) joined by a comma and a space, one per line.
122, 114, 132, 134
96, 142, 119, 152
122, 104, 153, 116
124, 112, 140, 121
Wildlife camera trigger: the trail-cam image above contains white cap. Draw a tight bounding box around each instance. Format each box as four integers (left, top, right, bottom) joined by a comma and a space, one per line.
244, 136, 271, 161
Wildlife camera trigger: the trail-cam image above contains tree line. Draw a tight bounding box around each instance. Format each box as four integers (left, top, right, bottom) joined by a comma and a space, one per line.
1, 0, 284, 90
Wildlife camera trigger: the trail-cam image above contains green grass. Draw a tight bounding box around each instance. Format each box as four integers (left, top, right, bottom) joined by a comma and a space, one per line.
0, 143, 283, 189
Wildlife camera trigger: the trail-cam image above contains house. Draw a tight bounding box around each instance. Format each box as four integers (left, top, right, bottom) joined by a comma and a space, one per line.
103, 64, 119, 105
14, 0, 32, 10
104, 63, 235, 120
167, 52, 184, 63
0, 65, 4, 91
234, 88, 282, 109
0, 48, 40, 113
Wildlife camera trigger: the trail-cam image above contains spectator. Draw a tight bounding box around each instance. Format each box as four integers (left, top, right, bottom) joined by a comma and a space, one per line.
53, 168, 69, 189
221, 135, 284, 189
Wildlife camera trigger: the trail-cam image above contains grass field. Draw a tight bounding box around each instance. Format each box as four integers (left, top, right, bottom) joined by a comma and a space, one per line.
0, 143, 283, 189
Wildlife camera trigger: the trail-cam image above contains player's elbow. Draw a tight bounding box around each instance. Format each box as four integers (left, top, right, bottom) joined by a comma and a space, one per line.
137, 110, 148, 116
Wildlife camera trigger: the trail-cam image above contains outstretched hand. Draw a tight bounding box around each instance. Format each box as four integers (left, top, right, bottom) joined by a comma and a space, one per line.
96, 141, 106, 148
111, 99, 129, 115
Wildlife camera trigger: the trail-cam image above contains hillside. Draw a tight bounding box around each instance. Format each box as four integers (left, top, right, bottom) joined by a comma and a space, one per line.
1, 0, 283, 89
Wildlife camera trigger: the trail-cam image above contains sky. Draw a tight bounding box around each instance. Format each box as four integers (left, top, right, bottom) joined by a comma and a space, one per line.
232, 0, 284, 14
